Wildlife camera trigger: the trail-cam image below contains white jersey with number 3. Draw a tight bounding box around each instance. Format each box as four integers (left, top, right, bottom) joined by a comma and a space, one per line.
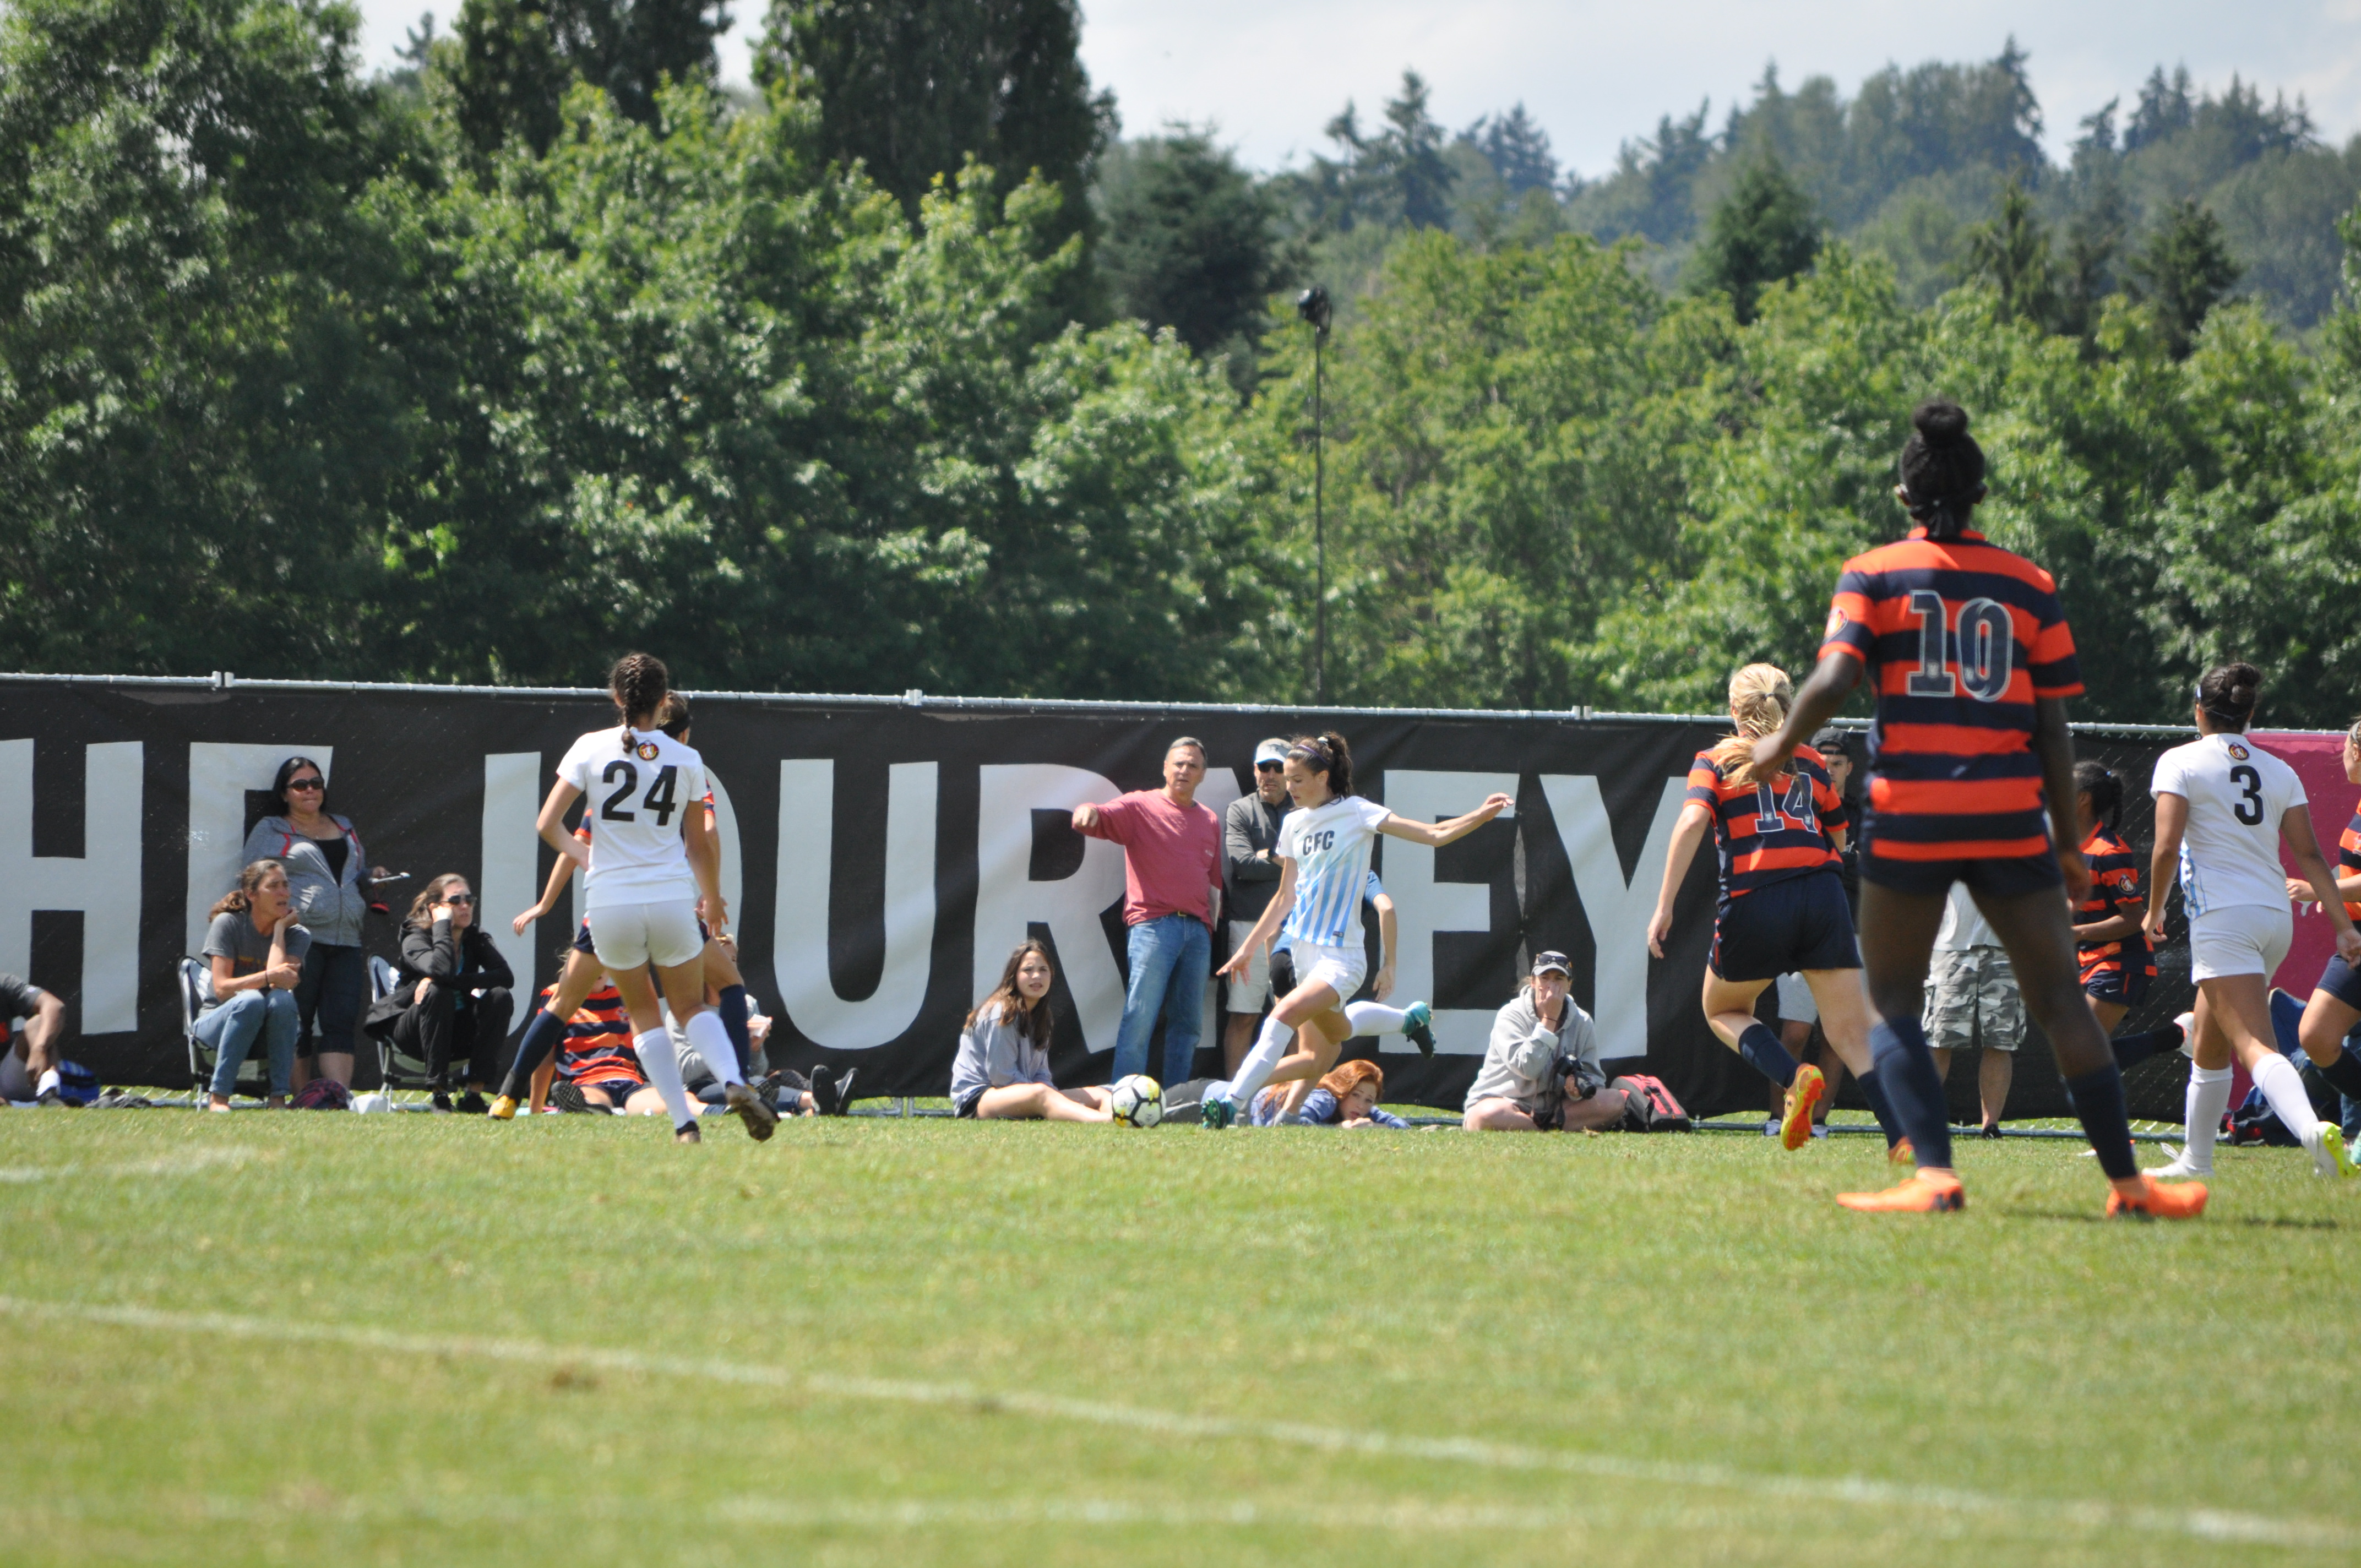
2150, 733, 2305, 917
556, 726, 706, 908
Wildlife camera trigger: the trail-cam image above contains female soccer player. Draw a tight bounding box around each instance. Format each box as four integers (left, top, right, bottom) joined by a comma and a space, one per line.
1749, 399, 2206, 1217
1647, 663, 1891, 1153
1204, 733, 1510, 1128
2280, 717, 2361, 1125
2144, 664, 2361, 1180
534, 653, 773, 1144
2069, 762, 2189, 1072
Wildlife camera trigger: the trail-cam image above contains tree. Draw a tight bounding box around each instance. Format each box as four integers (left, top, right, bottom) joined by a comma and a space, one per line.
758, 0, 1111, 251
1691, 154, 1819, 323
2128, 198, 2243, 356
447, 0, 728, 153
2125, 64, 2194, 150
1096, 128, 1277, 379
1466, 104, 1558, 194
1962, 177, 2057, 326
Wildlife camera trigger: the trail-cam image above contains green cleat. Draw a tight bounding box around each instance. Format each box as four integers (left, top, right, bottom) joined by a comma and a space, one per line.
1201, 1094, 1236, 1129
2320, 1123, 2356, 1180
1402, 1000, 1437, 1058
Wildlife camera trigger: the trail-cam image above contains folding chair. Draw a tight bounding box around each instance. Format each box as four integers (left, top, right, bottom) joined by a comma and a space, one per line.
181, 957, 275, 1105
367, 956, 437, 1107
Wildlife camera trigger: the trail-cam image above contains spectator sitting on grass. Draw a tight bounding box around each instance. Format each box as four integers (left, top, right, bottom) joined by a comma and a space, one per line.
1250, 1058, 1410, 1127
1462, 951, 1628, 1132
0, 972, 69, 1106
197, 859, 308, 1110
951, 940, 1114, 1122
364, 873, 514, 1112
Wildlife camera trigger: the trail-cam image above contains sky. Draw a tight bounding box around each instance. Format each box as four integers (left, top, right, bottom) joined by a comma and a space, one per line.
348, 0, 2361, 177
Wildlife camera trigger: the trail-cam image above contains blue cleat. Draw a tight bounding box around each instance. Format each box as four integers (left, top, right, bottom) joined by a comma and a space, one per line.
1402, 1000, 1436, 1057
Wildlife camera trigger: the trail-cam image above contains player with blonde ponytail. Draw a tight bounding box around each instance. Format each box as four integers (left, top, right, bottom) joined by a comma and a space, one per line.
1649, 665, 1900, 1153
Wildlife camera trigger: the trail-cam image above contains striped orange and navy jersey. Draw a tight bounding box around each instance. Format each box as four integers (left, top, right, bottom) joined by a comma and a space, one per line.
1685, 744, 1844, 899
546, 981, 642, 1087
2337, 797, 2361, 921
1819, 527, 2082, 864
2074, 826, 2153, 987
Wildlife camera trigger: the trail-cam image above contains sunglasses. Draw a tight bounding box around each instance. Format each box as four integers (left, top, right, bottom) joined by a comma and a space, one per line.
1255, 761, 1285, 773
286, 777, 325, 791
442, 892, 475, 905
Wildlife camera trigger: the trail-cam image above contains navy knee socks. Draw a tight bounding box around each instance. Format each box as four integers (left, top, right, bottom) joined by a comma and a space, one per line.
716, 984, 753, 1074
2109, 1020, 2185, 1071
1869, 1017, 1952, 1170
1736, 1022, 1800, 1088
2061, 1063, 2138, 1180
498, 1008, 565, 1100
1854, 1068, 1906, 1150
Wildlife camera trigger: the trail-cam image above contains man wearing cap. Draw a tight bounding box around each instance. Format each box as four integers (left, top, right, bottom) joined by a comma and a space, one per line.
1463, 952, 1625, 1131
1073, 737, 1225, 1086
1219, 738, 1294, 1073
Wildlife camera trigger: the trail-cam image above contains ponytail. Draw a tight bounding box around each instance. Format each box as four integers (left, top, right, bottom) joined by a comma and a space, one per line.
609, 652, 670, 753
1707, 664, 1793, 778
1287, 731, 1354, 798
2073, 761, 2122, 834
210, 859, 287, 919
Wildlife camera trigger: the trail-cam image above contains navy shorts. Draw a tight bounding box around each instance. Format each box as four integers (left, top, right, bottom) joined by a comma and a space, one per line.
571, 918, 596, 956
1712, 872, 1860, 983
954, 1085, 986, 1119
2082, 963, 2151, 1008
2316, 952, 2361, 1013
1857, 845, 2063, 900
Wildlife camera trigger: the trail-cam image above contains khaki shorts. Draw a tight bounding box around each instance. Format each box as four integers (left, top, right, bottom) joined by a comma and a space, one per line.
1225, 920, 1273, 1013
1923, 948, 2021, 1053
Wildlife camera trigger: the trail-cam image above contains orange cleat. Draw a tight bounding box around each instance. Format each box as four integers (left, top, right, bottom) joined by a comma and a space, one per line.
2106, 1176, 2208, 1220
1837, 1169, 1965, 1213
1887, 1136, 1914, 1165
1781, 1065, 1825, 1151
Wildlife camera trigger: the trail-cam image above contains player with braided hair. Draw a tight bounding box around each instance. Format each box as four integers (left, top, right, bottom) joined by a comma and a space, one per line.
2068, 761, 2188, 1074
1648, 664, 1896, 1153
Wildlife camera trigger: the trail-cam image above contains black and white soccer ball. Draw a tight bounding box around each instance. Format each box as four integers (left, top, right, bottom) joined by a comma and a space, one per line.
1108, 1074, 1163, 1128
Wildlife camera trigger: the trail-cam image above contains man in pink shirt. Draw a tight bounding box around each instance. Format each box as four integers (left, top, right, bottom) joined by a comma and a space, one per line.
1073, 737, 1225, 1085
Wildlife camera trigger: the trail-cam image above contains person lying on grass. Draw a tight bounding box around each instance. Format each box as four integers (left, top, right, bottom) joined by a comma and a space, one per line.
541, 973, 818, 1117
1249, 1058, 1409, 1127
951, 941, 1114, 1123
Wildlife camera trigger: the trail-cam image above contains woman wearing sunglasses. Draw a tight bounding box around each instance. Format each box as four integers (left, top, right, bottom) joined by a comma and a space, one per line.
243, 756, 390, 1091
364, 874, 515, 1110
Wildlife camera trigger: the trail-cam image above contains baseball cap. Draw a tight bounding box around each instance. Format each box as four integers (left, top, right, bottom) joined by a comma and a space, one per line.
1810, 725, 1853, 756
1253, 737, 1290, 767
1530, 951, 1573, 977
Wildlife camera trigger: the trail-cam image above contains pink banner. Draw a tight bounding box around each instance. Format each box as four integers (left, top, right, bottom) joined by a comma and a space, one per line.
2252, 729, 2353, 997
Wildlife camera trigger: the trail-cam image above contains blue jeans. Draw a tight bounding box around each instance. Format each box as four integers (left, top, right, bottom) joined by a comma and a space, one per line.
198, 989, 299, 1098
1112, 915, 1211, 1086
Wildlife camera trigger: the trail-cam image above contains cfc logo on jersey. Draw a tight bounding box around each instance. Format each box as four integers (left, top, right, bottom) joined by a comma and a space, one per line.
636, 742, 660, 761
2227, 742, 2250, 761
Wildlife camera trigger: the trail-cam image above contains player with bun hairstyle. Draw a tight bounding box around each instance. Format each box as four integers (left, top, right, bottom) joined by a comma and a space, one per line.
530, 654, 775, 1144
1204, 732, 1511, 1127
2067, 761, 2187, 1071
1648, 664, 1898, 1153
2143, 664, 2361, 1180
1751, 399, 2208, 1217
2278, 715, 2361, 1137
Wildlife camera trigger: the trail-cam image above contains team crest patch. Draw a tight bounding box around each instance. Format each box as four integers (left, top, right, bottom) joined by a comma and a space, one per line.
637, 742, 660, 761
2227, 742, 2250, 761
1825, 607, 1848, 640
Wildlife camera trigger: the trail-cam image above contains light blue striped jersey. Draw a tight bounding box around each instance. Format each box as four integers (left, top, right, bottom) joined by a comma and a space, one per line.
1276, 872, 1384, 954
1279, 796, 1392, 949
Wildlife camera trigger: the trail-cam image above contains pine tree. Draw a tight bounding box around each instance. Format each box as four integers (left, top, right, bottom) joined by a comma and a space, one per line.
2128, 198, 2243, 356
1691, 154, 1819, 323
448, 0, 727, 154
1097, 128, 1277, 378
1962, 177, 2058, 326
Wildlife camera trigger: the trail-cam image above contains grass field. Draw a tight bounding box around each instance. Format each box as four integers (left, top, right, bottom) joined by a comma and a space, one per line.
2, 1107, 2354, 1567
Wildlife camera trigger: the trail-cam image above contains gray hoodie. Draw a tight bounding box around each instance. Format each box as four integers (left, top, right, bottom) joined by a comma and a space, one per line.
241, 815, 372, 948
1464, 988, 1599, 1113
949, 1006, 1057, 1108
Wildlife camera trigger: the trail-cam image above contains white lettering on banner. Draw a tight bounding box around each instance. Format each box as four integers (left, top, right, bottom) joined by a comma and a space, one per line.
1538, 775, 1689, 1061
184, 743, 332, 961
478, 754, 545, 984
707, 772, 743, 928
0, 742, 143, 1033
1378, 770, 1520, 1055
774, 760, 937, 1049
974, 765, 1126, 1057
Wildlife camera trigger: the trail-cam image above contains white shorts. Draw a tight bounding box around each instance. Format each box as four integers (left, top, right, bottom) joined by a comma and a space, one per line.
1775, 972, 1817, 1026
1288, 941, 1367, 1006
1226, 921, 1274, 1013
588, 900, 705, 971
2189, 903, 2293, 983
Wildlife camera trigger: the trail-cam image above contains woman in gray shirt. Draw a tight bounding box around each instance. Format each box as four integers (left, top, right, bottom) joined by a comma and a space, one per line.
1463, 951, 1628, 1131
197, 860, 311, 1108
951, 941, 1114, 1121
242, 756, 386, 1091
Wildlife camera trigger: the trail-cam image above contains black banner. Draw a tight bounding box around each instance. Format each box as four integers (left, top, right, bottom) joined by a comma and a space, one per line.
0, 677, 2197, 1118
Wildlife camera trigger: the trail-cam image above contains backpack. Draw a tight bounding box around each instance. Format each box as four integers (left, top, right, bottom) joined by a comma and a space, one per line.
292, 1077, 352, 1111
53, 1059, 101, 1106
1609, 1074, 1692, 1133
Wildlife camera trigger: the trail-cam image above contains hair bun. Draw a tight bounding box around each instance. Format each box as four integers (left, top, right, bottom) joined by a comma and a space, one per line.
1912, 399, 1970, 447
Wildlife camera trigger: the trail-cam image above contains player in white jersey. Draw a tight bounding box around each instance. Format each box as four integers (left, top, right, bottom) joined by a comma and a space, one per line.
1202, 731, 1510, 1127
534, 654, 775, 1145
2144, 663, 2360, 1179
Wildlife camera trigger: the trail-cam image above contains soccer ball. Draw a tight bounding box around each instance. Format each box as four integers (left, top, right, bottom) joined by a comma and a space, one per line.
1108, 1075, 1163, 1128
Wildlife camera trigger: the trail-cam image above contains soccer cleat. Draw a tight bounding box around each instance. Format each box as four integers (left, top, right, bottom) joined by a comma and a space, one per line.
2147, 1150, 2213, 1179
549, 1081, 592, 1115
1201, 1093, 1236, 1129
2315, 1123, 2355, 1180
2106, 1176, 2208, 1219
1780, 1064, 1825, 1151
1836, 1170, 1966, 1213
35, 1087, 64, 1108
725, 1081, 778, 1142
454, 1091, 488, 1115
431, 1091, 453, 1113
1887, 1136, 1914, 1165
830, 1068, 858, 1115
486, 1094, 518, 1121
1402, 1001, 1437, 1058
674, 1120, 701, 1144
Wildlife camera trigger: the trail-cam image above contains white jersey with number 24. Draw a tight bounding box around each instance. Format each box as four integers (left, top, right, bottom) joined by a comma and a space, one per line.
2149, 733, 2305, 917
556, 726, 707, 908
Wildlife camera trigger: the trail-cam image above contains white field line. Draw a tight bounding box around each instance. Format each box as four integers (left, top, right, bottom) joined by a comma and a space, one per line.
0, 1294, 2347, 1550
0, 1147, 263, 1184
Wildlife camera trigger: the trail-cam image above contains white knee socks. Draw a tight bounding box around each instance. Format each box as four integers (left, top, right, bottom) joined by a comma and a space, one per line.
2181, 1063, 2234, 1175
2249, 1053, 2322, 1150
1343, 1001, 1409, 1035
684, 1010, 744, 1090
1223, 1015, 1295, 1108
634, 1028, 697, 1128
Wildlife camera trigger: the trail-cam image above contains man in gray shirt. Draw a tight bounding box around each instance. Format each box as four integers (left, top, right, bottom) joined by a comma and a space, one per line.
1221, 738, 1293, 1073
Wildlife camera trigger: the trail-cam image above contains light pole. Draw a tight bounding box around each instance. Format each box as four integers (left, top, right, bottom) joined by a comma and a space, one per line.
1297, 285, 1332, 705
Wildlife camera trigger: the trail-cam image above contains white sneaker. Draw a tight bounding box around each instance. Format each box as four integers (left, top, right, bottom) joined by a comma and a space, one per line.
2148, 1148, 2211, 1179
2175, 1012, 2197, 1058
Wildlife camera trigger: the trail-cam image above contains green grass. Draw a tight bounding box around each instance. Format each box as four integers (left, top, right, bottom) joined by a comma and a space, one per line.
2, 1108, 2354, 1566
